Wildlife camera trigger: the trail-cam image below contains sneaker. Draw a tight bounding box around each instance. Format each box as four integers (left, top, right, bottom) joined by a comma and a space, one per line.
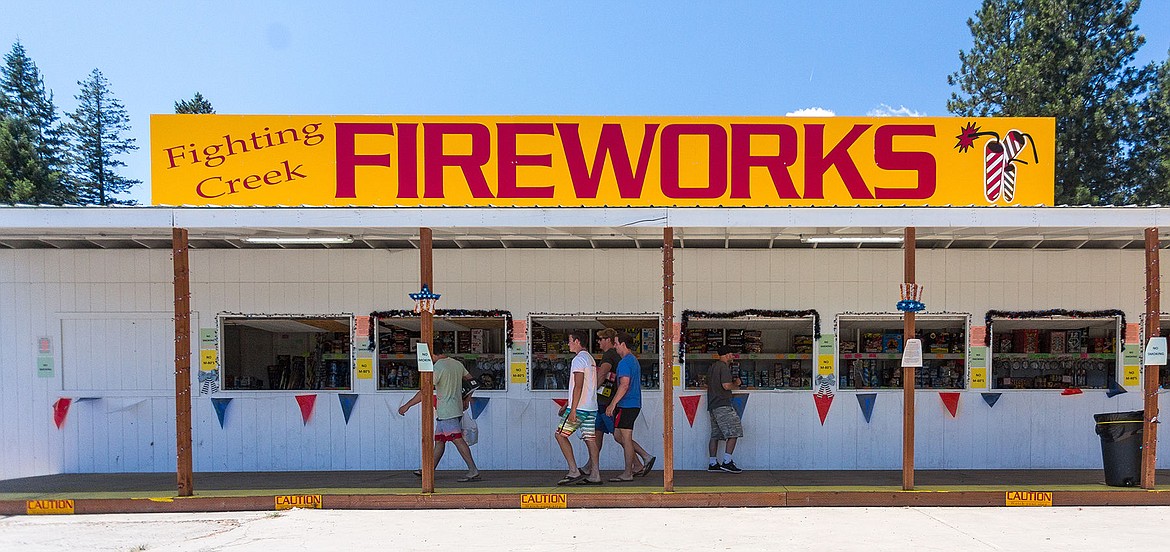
719, 461, 743, 474
707, 463, 722, 472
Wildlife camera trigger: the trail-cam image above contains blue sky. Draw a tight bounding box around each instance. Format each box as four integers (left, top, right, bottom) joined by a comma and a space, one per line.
2, 1, 1168, 204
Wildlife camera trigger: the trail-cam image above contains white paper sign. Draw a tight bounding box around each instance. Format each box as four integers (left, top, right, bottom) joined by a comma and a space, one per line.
1144, 337, 1167, 366
901, 338, 923, 368
416, 343, 434, 372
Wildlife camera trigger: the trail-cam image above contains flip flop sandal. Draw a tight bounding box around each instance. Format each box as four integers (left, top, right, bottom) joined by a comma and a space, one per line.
557, 473, 587, 486
576, 478, 604, 485
412, 469, 422, 477
635, 456, 657, 477
457, 474, 482, 483
607, 477, 634, 483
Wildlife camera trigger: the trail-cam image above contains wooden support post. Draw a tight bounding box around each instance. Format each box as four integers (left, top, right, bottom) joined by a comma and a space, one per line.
1142, 227, 1160, 489
420, 228, 435, 494
662, 227, 675, 492
172, 228, 194, 497
902, 227, 916, 491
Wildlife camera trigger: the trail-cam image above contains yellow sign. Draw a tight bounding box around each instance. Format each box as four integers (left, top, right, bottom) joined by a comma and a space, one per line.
200, 349, 217, 372
1124, 366, 1140, 387
1005, 491, 1052, 507
26, 499, 75, 515
672, 364, 681, 387
151, 115, 1054, 207
511, 362, 527, 384
817, 354, 834, 376
520, 493, 567, 509
969, 367, 987, 389
356, 358, 373, 380
275, 494, 323, 510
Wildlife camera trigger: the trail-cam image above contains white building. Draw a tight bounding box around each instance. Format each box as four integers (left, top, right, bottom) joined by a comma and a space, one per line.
1, 206, 1167, 481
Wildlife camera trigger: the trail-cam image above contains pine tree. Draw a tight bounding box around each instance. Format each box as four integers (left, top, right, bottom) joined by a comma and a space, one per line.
948, 0, 1153, 205
174, 92, 215, 114
1130, 54, 1170, 204
0, 41, 72, 204
67, 68, 139, 205
0, 117, 38, 203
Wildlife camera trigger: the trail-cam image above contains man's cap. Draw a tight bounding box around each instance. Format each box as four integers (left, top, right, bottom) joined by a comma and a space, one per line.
717, 345, 735, 356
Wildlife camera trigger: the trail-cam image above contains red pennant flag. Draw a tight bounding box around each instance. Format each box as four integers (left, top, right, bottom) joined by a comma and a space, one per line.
679, 395, 702, 427
939, 392, 960, 418
813, 393, 834, 425
552, 398, 568, 408
53, 398, 72, 429
1061, 388, 1083, 396
295, 394, 317, 425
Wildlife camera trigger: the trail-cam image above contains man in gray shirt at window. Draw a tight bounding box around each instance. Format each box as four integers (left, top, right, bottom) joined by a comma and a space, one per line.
707, 345, 743, 473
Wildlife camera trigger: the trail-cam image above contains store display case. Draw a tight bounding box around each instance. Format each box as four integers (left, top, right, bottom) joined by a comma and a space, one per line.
990, 314, 1120, 389
529, 315, 661, 391
683, 315, 816, 390
375, 315, 508, 391
837, 314, 968, 390
221, 316, 353, 391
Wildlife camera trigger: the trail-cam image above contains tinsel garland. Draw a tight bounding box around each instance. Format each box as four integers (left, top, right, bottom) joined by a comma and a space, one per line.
368, 309, 514, 351
984, 309, 1126, 337
679, 309, 821, 363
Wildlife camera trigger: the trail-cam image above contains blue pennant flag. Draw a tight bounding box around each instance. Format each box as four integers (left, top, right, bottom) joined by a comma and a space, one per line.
470, 396, 490, 420
1106, 380, 1127, 398
211, 397, 232, 428
338, 394, 359, 424
731, 393, 749, 419
856, 393, 877, 423
981, 392, 1002, 408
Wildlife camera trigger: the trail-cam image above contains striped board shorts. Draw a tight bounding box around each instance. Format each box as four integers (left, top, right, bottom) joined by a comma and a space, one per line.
556, 409, 598, 441
709, 405, 743, 440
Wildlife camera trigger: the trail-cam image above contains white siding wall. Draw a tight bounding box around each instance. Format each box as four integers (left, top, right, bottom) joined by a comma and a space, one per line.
1, 246, 1166, 478
0, 250, 178, 479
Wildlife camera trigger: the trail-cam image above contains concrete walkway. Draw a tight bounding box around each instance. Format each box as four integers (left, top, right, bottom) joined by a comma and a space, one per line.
1, 506, 1165, 551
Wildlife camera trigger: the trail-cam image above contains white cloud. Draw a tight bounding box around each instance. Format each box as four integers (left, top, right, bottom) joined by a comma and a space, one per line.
867, 104, 926, 117
785, 107, 835, 117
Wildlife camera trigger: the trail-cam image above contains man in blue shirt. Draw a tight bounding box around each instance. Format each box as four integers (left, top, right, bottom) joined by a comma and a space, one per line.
604, 331, 655, 482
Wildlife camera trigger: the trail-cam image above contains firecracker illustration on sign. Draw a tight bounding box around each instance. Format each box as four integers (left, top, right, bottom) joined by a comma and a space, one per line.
955, 122, 1039, 204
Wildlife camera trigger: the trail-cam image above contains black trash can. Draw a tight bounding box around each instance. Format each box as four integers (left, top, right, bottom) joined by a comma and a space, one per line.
1093, 410, 1144, 487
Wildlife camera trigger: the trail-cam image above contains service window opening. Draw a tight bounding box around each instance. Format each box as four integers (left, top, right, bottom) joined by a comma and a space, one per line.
221, 316, 352, 391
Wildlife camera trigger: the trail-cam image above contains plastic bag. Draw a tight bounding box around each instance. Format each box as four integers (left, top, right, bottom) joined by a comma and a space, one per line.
461, 414, 479, 446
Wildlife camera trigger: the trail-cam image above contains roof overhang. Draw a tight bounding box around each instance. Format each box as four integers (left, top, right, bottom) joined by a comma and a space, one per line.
0, 206, 1167, 250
